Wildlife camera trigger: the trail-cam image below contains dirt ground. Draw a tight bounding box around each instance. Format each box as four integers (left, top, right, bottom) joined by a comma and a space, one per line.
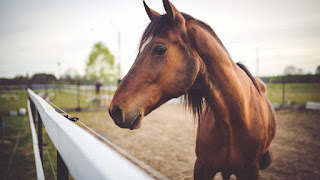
74, 105, 320, 180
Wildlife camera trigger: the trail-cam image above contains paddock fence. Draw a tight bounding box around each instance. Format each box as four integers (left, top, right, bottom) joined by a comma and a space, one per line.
27, 88, 156, 180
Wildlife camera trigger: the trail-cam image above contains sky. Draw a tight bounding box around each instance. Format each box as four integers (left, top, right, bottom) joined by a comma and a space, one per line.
0, 0, 319, 79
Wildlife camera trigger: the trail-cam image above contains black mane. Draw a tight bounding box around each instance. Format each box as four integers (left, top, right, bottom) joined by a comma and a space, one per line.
236, 63, 261, 94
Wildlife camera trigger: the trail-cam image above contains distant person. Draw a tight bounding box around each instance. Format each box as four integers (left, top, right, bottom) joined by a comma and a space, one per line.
95, 82, 102, 106
95, 82, 102, 94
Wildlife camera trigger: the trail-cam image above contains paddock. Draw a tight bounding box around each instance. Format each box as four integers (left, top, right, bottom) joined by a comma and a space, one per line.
0, 87, 319, 179
74, 105, 320, 180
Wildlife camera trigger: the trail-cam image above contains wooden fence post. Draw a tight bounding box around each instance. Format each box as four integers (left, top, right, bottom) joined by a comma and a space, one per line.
57, 151, 69, 180
76, 82, 81, 111
29, 97, 36, 125
37, 112, 43, 162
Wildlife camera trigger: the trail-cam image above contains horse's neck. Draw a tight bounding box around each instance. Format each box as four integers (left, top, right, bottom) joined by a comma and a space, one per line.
188, 22, 252, 123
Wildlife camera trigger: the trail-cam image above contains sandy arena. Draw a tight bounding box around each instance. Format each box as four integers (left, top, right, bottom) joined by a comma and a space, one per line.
75, 104, 320, 180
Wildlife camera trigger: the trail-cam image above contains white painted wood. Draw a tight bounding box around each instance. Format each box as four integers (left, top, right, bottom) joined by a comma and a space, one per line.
27, 100, 45, 180
27, 89, 153, 180
306, 101, 320, 110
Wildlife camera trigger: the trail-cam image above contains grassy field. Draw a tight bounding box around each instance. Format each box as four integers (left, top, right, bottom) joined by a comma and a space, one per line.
0, 90, 62, 179
0, 90, 28, 114
68, 83, 320, 105
0, 116, 36, 179
0, 115, 60, 180
77, 88, 115, 96
266, 83, 320, 104
50, 90, 95, 109
0, 90, 96, 114
1, 83, 318, 115
67, 83, 320, 105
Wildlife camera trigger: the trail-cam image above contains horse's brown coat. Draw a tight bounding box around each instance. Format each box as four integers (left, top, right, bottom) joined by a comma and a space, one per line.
109, 1, 276, 179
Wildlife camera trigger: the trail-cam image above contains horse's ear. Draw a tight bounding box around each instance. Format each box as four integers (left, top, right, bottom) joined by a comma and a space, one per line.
143, 1, 160, 21
163, 0, 183, 23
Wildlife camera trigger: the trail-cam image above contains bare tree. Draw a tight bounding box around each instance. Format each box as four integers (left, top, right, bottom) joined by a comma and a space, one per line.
284, 65, 297, 75
316, 65, 320, 75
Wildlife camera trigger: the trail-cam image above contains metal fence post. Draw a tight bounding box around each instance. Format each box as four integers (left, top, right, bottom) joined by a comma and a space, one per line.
37, 112, 43, 162
57, 151, 69, 180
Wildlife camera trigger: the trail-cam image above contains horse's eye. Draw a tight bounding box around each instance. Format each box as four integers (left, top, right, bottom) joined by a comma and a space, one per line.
152, 46, 167, 55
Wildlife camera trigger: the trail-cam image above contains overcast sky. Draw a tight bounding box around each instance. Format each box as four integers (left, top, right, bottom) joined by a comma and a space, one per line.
0, 0, 319, 78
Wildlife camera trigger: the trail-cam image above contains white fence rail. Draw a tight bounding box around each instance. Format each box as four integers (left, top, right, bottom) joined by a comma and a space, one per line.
27, 100, 45, 180
27, 88, 153, 180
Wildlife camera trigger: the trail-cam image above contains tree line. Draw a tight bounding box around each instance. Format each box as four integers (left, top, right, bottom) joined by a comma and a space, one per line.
0, 72, 111, 86
260, 74, 320, 84
259, 65, 320, 83
1, 41, 319, 86
2, 72, 319, 86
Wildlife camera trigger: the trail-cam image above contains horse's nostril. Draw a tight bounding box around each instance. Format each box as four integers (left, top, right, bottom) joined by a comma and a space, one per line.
109, 105, 123, 125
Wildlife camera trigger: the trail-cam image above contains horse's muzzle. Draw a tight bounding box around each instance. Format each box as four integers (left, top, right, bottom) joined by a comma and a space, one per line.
109, 105, 142, 130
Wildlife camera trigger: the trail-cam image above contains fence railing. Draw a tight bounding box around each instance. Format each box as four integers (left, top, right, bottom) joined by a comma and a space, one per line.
27, 88, 153, 180
27, 100, 45, 180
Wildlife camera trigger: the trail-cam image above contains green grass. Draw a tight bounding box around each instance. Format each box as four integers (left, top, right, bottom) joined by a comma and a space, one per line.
42, 130, 58, 180
0, 90, 97, 114
266, 83, 320, 104
49, 91, 93, 109
76, 83, 320, 105
77, 88, 115, 96
0, 90, 28, 114
0, 90, 61, 179
0, 116, 36, 179
0, 83, 319, 114
0, 115, 60, 180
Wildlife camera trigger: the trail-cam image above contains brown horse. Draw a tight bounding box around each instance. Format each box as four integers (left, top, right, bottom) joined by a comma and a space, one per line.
109, 0, 276, 179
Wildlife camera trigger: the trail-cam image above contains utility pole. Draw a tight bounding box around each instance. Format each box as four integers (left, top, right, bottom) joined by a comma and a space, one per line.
76, 81, 81, 111
57, 62, 61, 92
57, 62, 61, 80
256, 48, 259, 77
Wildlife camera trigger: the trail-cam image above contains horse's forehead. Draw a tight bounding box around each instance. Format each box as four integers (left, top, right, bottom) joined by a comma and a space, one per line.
138, 24, 185, 54
156, 29, 182, 42
140, 35, 153, 53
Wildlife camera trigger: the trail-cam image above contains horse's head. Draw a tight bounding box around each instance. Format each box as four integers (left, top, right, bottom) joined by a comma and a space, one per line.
109, 0, 201, 130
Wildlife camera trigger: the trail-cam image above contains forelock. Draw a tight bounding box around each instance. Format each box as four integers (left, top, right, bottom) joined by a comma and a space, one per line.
139, 15, 173, 51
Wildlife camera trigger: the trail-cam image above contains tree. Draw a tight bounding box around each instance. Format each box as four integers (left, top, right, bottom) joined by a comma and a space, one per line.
284, 65, 298, 75
30, 73, 57, 84
316, 65, 320, 75
0, 76, 29, 85
85, 42, 116, 83
61, 68, 81, 84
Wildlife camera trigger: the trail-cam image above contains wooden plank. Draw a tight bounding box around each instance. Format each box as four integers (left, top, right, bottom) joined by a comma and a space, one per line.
28, 89, 153, 180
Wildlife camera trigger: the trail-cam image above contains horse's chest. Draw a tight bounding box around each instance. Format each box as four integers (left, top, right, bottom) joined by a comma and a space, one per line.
196, 122, 261, 169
